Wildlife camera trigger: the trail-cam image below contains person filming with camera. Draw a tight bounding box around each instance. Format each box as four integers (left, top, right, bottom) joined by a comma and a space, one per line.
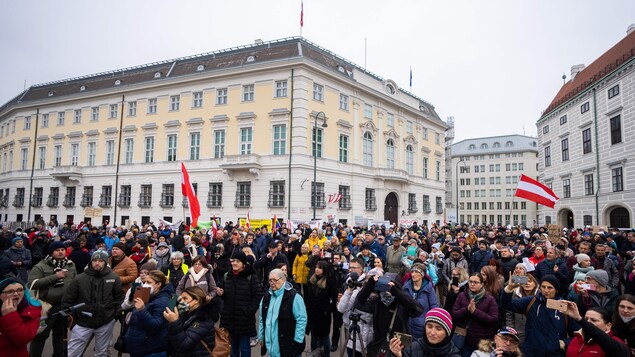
337, 258, 373, 356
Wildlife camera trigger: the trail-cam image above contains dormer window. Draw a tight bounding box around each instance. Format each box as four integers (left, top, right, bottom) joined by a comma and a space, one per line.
337, 65, 345, 73
79, 85, 86, 92
246, 55, 256, 63
196, 64, 205, 71
154, 72, 161, 78
48, 91, 54, 97
386, 84, 395, 95
114, 79, 122, 86
468, 144, 476, 150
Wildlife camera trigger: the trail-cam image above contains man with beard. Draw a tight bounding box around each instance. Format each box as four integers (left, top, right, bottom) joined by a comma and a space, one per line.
108, 242, 138, 294
497, 246, 519, 283
593, 243, 620, 289
62, 250, 123, 357
28, 241, 77, 357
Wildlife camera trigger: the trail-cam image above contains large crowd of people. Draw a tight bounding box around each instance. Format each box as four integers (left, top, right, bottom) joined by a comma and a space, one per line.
1, 218, 635, 357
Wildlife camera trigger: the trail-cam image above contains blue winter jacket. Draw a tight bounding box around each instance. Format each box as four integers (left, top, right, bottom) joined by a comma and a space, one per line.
402, 278, 439, 339
502, 290, 578, 357
124, 283, 175, 355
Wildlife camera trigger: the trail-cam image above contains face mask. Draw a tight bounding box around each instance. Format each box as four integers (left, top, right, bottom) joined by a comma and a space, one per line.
620, 314, 635, 324
141, 283, 154, 295
177, 301, 190, 315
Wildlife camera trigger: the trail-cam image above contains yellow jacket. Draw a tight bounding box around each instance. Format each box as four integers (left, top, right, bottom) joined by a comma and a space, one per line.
292, 253, 310, 284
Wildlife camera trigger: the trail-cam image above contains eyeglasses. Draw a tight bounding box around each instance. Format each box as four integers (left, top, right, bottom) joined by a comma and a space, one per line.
468, 280, 482, 285
268, 278, 281, 284
1, 288, 24, 295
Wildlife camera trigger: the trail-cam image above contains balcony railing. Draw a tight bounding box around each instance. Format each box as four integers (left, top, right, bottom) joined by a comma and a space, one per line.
12, 196, 24, 208
206, 196, 221, 208
117, 195, 131, 208
160, 195, 174, 208
46, 196, 59, 208
80, 195, 93, 207
99, 194, 112, 208
138, 194, 152, 208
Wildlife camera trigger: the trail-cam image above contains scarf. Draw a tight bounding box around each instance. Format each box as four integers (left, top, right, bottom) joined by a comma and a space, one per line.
468, 287, 486, 303
52, 257, 69, 270
189, 267, 208, 283
309, 274, 327, 289
573, 264, 594, 274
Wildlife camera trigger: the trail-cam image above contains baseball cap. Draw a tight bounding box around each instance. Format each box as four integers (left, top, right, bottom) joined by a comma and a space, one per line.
497, 327, 519, 342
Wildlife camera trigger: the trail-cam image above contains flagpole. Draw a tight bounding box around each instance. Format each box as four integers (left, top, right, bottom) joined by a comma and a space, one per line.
509, 195, 515, 228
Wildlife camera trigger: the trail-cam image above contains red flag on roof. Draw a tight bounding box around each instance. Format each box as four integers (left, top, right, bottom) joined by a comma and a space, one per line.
181, 163, 201, 228
515, 174, 559, 208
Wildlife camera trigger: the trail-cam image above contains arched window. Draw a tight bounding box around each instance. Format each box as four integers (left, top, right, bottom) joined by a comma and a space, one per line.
468, 144, 476, 150
363, 132, 373, 167
406, 145, 414, 175
505, 141, 513, 147
493, 142, 500, 148
480, 143, 488, 149
386, 139, 395, 169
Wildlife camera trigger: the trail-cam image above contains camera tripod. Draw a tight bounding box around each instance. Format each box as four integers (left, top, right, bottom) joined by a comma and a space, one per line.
339, 312, 367, 357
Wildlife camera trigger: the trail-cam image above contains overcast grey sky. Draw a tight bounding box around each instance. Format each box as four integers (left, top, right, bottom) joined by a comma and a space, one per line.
1, 0, 634, 141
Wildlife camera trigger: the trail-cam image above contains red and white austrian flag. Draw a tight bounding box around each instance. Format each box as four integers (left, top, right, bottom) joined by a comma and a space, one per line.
515, 174, 559, 208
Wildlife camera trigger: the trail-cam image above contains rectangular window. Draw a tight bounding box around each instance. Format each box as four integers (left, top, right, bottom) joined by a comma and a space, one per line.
338, 185, 351, 209
192, 91, 203, 108
339, 94, 349, 111
406, 148, 414, 175
273, 125, 286, 155
100, 185, 112, 207
128, 101, 137, 116
364, 104, 373, 119
41, 113, 49, 127
561, 138, 569, 161
242, 84, 255, 102
563, 179, 571, 198
74, 109, 82, 124
544, 146, 551, 167
542, 125, 549, 134
170, 95, 180, 111
423, 157, 428, 178
38, 146, 46, 169
521, 202, 527, 209
139, 184, 152, 207
365, 188, 377, 211
189, 132, 200, 160
118, 185, 131, 207
560, 115, 567, 125
124, 138, 134, 164
582, 128, 592, 154
268, 181, 285, 208
408, 193, 417, 213
423, 195, 431, 212
275, 80, 288, 98
207, 183, 223, 208
64, 187, 76, 207
70, 143, 79, 166
312, 127, 323, 158
339, 135, 348, 163
240, 128, 252, 155
145, 137, 155, 163
406, 121, 413, 134
216, 88, 228, 105
608, 84, 620, 99
612, 167, 624, 192
166, 134, 177, 162
584, 173, 594, 196
54, 145, 62, 166
583, 215, 593, 226
87, 142, 96, 166
311, 182, 325, 209
610, 115, 622, 145
387, 113, 394, 128
48, 187, 59, 207
422, 127, 428, 140
436, 161, 441, 180
105, 140, 115, 165
32, 187, 43, 207
81, 186, 93, 207
214, 130, 225, 159
386, 142, 395, 169
147, 98, 157, 114
581, 101, 590, 114
56, 112, 64, 126
109, 104, 118, 119
435, 133, 441, 145
235, 182, 251, 207
161, 184, 175, 207
91, 106, 100, 121
313, 83, 324, 101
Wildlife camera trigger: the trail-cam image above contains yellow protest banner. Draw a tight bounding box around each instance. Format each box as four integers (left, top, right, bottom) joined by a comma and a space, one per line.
238, 218, 273, 230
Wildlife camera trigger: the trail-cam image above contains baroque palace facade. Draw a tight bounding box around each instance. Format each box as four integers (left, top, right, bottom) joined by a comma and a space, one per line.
0, 37, 447, 228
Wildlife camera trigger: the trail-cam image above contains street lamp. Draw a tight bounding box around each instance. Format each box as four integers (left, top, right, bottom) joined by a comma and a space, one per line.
313, 111, 327, 220
455, 158, 466, 225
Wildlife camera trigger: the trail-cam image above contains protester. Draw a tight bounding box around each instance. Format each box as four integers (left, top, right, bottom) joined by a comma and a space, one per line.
109, 242, 138, 293
163, 286, 222, 357
389, 308, 461, 357
62, 250, 124, 357
305, 259, 338, 354
292, 244, 310, 295
124, 270, 174, 357
5, 236, 32, 283
571, 269, 619, 317
612, 294, 635, 354
337, 258, 373, 357
470, 326, 522, 357
176, 256, 217, 299
28, 241, 77, 357
403, 262, 439, 339
167, 251, 188, 289
0, 277, 42, 357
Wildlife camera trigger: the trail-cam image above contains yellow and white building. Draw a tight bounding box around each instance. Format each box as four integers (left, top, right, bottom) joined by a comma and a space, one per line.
0, 37, 447, 227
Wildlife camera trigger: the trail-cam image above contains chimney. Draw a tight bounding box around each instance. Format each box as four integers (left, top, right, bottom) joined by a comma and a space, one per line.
628, 24, 635, 35
571, 64, 586, 81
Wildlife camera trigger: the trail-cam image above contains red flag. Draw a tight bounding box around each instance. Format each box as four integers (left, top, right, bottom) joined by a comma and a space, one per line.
515, 174, 559, 208
181, 163, 201, 228
300, 1, 304, 27
246, 211, 251, 230
211, 214, 218, 238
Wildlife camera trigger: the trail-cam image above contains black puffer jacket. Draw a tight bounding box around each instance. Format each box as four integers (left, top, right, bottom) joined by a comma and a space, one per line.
403, 337, 461, 357
167, 296, 223, 357
61, 264, 124, 328
219, 266, 263, 335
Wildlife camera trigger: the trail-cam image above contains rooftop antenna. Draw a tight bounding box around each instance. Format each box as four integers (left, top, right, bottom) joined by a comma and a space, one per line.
562, 73, 566, 84
23, 80, 26, 91
523, 125, 525, 136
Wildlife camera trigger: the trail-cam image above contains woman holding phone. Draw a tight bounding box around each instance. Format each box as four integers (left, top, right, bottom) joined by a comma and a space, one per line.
389, 308, 461, 357
124, 270, 174, 357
